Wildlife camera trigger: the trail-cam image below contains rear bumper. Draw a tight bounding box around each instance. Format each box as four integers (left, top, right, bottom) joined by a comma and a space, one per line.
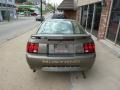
26, 53, 96, 71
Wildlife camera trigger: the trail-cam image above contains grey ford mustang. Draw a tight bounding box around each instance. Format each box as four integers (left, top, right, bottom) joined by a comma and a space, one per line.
26, 19, 96, 72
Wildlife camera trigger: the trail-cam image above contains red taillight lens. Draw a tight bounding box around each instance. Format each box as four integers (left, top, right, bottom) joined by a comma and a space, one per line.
83, 43, 95, 53
27, 42, 39, 53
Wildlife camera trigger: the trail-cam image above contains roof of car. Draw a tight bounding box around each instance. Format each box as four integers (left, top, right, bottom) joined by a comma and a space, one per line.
52, 14, 64, 18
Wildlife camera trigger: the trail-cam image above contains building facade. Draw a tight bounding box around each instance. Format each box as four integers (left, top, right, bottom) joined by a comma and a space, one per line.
57, 0, 77, 20
76, 0, 120, 46
0, 0, 16, 21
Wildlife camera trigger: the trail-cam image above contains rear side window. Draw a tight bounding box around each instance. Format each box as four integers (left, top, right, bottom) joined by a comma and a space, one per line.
72, 22, 86, 34
38, 21, 73, 34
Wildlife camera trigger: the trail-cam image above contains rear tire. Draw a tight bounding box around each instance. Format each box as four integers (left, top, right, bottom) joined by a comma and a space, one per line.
33, 69, 36, 72
81, 71, 86, 79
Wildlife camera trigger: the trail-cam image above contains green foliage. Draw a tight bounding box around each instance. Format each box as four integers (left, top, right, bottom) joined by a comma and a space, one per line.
46, 4, 54, 11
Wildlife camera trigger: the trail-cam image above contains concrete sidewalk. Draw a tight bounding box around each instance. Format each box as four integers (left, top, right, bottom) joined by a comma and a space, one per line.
100, 39, 120, 58
90, 34, 120, 58
71, 37, 120, 90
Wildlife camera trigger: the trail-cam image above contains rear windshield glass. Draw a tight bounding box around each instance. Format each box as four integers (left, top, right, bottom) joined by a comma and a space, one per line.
72, 22, 85, 34
37, 20, 86, 34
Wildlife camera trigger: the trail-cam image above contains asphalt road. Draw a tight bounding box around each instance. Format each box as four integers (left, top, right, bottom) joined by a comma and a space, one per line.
0, 17, 40, 44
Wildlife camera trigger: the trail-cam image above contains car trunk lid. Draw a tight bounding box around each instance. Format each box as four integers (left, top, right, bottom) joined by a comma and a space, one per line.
29, 34, 93, 56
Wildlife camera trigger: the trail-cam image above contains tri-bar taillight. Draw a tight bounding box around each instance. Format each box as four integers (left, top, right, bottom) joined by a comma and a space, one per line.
27, 42, 39, 53
83, 43, 95, 53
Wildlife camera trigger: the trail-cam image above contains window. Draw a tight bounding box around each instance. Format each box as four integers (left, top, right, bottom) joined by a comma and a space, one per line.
72, 22, 86, 34
116, 23, 120, 45
38, 21, 74, 34
107, 0, 120, 43
38, 20, 86, 34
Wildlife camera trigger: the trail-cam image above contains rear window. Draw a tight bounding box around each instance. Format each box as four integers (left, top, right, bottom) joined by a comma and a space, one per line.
37, 20, 86, 34
38, 21, 73, 34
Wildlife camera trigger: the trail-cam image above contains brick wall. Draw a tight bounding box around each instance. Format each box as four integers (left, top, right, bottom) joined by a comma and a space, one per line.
64, 10, 77, 20
98, 0, 112, 39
